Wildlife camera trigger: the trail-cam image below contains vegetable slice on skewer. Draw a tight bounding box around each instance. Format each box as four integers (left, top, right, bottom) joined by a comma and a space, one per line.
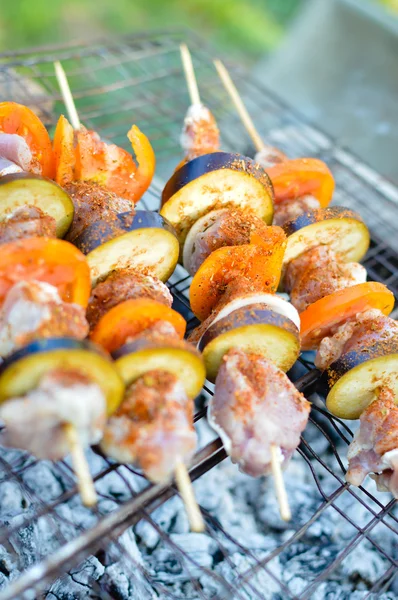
0, 237, 91, 307
300, 282, 395, 350
90, 299, 186, 353
0, 173, 74, 237
161, 151, 274, 247
190, 239, 286, 321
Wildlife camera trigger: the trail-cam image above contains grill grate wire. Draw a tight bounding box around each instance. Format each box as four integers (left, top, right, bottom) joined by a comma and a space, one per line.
0, 30, 397, 599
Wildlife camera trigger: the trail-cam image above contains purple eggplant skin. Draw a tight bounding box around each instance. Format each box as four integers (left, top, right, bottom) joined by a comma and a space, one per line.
318, 337, 398, 399
283, 206, 364, 236
73, 210, 178, 255
198, 306, 299, 353
161, 151, 273, 206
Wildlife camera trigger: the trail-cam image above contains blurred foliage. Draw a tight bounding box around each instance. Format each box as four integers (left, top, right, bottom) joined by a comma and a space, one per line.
0, 0, 302, 56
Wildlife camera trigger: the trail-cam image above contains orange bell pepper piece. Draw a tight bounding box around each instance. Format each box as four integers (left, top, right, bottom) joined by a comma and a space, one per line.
90, 298, 186, 353
266, 157, 335, 207
190, 231, 286, 322
0, 237, 91, 307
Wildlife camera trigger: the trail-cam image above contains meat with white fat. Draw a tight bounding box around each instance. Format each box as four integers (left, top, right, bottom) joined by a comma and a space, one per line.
284, 245, 367, 313
254, 144, 287, 169
209, 348, 310, 476
101, 370, 196, 482
0, 134, 39, 174
0, 206, 57, 243
180, 104, 220, 161
346, 388, 398, 498
0, 280, 88, 357
0, 369, 106, 460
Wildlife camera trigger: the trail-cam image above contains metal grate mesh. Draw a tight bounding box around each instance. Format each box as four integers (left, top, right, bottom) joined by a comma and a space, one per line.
0, 30, 397, 599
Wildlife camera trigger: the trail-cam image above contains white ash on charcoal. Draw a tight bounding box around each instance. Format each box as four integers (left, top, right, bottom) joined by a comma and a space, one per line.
0, 414, 396, 599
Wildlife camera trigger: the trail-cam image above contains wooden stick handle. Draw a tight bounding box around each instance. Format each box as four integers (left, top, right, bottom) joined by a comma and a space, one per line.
214, 59, 264, 152
64, 423, 97, 507
54, 60, 81, 130
174, 461, 205, 532
180, 44, 201, 106
270, 444, 291, 521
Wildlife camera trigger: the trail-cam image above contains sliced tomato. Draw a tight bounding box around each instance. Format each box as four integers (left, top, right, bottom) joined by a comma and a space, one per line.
0, 102, 55, 178
90, 298, 186, 353
53, 115, 75, 187
190, 239, 286, 321
266, 158, 335, 207
0, 237, 91, 307
300, 282, 395, 350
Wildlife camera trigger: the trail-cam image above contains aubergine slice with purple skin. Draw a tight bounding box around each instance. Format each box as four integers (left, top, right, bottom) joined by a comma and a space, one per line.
0, 173, 74, 237
0, 338, 125, 415
320, 339, 398, 420
73, 210, 180, 285
282, 206, 370, 278
198, 305, 300, 383
160, 151, 274, 248
113, 337, 206, 399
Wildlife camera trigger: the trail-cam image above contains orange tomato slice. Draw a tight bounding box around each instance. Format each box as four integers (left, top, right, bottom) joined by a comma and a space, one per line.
0, 102, 55, 178
90, 298, 186, 353
0, 237, 91, 307
190, 238, 286, 322
266, 158, 335, 207
53, 114, 75, 187
300, 281, 395, 350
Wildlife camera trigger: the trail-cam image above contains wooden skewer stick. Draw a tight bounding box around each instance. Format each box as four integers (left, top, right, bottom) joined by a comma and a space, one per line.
214, 59, 264, 153
180, 44, 201, 106
63, 423, 97, 507
270, 444, 291, 522
174, 461, 205, 533
54, 60, 81, 130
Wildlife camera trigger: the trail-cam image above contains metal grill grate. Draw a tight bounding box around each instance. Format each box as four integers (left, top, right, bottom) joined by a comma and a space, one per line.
0, 30, 397, 600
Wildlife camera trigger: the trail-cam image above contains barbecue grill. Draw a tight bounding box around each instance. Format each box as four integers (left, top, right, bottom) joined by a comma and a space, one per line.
0, 30, 397, 600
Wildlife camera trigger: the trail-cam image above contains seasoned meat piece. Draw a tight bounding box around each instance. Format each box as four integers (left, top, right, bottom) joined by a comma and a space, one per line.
180, 104, 220, 161
87, 270, 173, 329
187, 208, 270, 275
0, 368, 106, 460
101, 370, 196, 482
0, 133, 39, 174
0, 280, 88, 357
64, 181, 133, 242
315, 310, 397, 370
0, 157, 23, 176
124, 320, 181, 346
209, 348, 310, 476
273, 195, 320, 227
284, 245, 367, 313
346, 388, 398, 497
254, 144, 287, 169
0, 206, 57, 243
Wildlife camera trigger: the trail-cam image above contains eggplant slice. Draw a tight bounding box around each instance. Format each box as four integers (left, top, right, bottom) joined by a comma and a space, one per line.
198, 306, 300, 382
282, 207, 370, 273
0, 173, 74, 237
74, 210, 179, 285
0, 338, 125, 415
321, 340, 398, 420
113, 337, 206, 399
160, 152, 274, 247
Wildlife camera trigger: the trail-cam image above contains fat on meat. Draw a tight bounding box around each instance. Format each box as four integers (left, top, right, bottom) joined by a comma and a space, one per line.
209, 348, 310, 476
0, 368, 106, 460
180, 104, 220, 161
0, 280, 88, 357
346, 388, 398, 498
273, 195, 320, 227
101, 370, 196, 482
0, 206, 57, 243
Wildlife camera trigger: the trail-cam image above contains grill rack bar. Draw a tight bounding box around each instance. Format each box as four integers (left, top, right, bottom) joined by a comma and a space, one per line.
0, 30, 397, 599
